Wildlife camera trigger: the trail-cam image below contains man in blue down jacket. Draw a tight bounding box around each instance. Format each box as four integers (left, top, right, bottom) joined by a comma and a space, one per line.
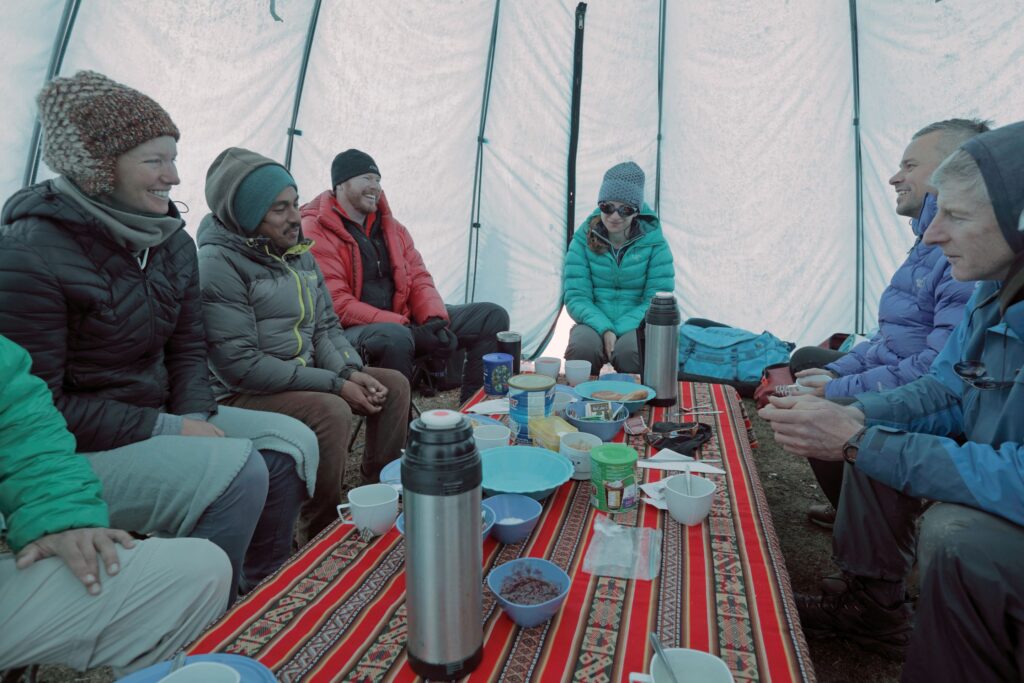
791, 119, 986, 525
760, 121, 1024, 682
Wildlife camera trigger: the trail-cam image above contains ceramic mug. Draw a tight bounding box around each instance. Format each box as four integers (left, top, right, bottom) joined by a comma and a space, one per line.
628, 647, 734, 682
663, 474, 716, 526
337, 483, 399, 536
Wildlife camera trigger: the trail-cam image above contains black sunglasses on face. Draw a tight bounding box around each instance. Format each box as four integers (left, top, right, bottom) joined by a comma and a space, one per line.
598, 202, 638, 218
954, 360, 1020, 390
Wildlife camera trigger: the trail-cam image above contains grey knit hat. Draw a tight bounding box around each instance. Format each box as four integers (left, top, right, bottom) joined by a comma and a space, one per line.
36, 70, 180, 196
598, 161, 645, 208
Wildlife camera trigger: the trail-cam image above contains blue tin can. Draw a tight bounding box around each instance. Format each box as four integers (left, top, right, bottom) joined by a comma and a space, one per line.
483, 352, 514, 395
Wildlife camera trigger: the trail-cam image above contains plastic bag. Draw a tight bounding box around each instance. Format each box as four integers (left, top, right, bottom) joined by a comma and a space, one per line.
582, 515, 661, 580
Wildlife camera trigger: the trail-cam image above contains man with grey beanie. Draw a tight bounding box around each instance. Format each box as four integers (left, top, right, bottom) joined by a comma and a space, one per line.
759, 121, 1024, 681
302, 149, 509, 403
563, 161, 675, 375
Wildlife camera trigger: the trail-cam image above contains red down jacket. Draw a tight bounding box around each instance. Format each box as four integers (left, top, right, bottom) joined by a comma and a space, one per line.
301, 190, 448, 328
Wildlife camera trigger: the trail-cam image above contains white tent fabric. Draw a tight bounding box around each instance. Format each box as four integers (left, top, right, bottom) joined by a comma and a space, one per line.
3, 0, 1024, 357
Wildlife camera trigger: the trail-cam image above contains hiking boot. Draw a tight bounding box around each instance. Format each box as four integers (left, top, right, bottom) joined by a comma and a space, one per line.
807, 503, 836, 529
796, 577, 913, 660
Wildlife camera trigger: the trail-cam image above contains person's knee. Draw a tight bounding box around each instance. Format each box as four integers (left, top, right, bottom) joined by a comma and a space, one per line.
483, 303, 510, 335
227, 448, 270, 508
790, 346, 824, 374
152, 537, 232, 598
918, 504, 982, 579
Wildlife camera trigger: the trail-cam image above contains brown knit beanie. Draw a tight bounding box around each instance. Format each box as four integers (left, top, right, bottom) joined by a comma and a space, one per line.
36, 70, 180, 196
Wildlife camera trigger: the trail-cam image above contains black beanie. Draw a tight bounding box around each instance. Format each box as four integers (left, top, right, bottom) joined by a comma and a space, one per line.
331, 149, 380, 188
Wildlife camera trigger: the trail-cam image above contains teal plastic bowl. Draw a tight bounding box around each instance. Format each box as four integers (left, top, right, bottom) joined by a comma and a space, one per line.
395, 504, 495, 541
562, 400, 628, 441
487, 557, 571, 627
480, 446, 573, 501
482, 493, 543, 544
574, 379, 655, 414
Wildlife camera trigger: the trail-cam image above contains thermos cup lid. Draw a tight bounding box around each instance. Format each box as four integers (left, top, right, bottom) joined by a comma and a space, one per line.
419, 409, 465, 430
655, 291, 675, 299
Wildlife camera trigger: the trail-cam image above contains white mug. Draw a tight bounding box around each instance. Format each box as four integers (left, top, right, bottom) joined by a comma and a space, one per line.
628, 648, 734, 682
160, 661, 240, 683
663, 474, 716, 526
559, 431, 602, 480
337, 483, 399, 536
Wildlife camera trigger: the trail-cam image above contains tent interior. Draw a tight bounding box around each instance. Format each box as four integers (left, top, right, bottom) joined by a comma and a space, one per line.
4, 0, 1023, 358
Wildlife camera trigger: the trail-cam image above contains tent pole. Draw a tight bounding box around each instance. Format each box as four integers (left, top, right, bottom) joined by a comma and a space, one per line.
22, 0, 81, 188
654, 0, 666, 214
532, 2, 586, 359
464, 0, 502, 305
848, 0, 866, 334
283, 0, 323, 170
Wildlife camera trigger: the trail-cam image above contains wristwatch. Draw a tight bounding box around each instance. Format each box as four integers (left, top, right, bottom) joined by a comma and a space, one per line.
842, 427, 867, 464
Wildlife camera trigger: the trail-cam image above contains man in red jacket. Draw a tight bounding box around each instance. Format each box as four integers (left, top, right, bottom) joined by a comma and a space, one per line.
301, 149, 509, 403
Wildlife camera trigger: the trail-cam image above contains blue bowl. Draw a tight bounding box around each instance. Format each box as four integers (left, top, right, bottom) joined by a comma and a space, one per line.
599, 372, 638, 384
480, 446, 573, 501
487, 557, 571, 627
574, 380, 655, 414
396, 504, 495, 541
562, 400, 628, 441
482, 493, 543, 544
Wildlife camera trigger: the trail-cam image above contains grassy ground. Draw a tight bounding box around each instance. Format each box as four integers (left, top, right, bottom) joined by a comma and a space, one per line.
30, 390, 905, 682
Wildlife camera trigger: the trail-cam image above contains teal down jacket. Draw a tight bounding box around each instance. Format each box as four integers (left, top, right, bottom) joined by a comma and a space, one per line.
0, 335, 108, 552
853, 282, 1024, 526
563, 206, 675, 336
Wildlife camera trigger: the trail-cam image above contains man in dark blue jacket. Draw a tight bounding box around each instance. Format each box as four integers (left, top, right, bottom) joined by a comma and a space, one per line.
761, 122, 1024, 682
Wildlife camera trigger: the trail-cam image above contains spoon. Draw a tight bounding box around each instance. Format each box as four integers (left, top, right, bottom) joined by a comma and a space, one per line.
648, 632, 680, 683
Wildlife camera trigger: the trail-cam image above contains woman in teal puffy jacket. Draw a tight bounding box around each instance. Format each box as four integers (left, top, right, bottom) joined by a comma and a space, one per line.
563, 162, 675, 375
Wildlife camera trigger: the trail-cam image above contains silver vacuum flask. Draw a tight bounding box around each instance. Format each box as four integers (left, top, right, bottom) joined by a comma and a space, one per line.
402, 409, 483, 680
642, 292, 681, 407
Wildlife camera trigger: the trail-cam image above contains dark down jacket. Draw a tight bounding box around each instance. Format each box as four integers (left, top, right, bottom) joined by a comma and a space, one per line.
0, 181, 215, 451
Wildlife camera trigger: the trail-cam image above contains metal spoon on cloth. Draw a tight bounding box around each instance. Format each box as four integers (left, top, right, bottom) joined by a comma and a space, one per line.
648, 632, 681, 683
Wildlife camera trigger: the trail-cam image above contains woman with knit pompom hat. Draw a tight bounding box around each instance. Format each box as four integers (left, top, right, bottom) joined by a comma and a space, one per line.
0, 71, 318, 612
563, 161, 676, 375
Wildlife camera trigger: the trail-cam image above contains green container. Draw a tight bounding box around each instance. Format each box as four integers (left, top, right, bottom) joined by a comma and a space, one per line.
589, 444, 639, 512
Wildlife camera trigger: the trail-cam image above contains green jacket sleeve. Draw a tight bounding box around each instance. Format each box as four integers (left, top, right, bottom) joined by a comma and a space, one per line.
0, 335, 108, 552
563, 236, 615, 335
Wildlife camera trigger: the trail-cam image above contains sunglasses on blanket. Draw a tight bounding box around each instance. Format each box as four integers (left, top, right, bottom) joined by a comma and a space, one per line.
598, 202, 638, 218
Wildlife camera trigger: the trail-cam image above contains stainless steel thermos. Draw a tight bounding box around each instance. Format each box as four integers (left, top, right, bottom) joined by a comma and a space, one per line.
402, 409, 483, 679
642, 292, 681, 407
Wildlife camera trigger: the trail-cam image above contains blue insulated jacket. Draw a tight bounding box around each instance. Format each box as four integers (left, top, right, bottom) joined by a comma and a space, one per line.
853, 283, 1024, 525
563, 205, 675, 337
825, 194, 974, 398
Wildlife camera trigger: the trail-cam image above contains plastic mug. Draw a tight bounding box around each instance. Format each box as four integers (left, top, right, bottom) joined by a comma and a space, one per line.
534, 357, 561, 379
663, 473, 716, 526
564, 359, 591, 387
337, 483, 399, 536
474, 424, 511, 451
160, 662, 240, 683
628, 647, 734, 682
560, 431, 602, 480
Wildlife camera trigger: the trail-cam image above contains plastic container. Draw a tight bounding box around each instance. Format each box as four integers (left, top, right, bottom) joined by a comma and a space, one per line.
481, 493, 543, 544
483, 352, 513, 395
508, 374, 555, 445
589, 444, 639, 512
528, 415, 577, 452
486, 557, 571, 627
